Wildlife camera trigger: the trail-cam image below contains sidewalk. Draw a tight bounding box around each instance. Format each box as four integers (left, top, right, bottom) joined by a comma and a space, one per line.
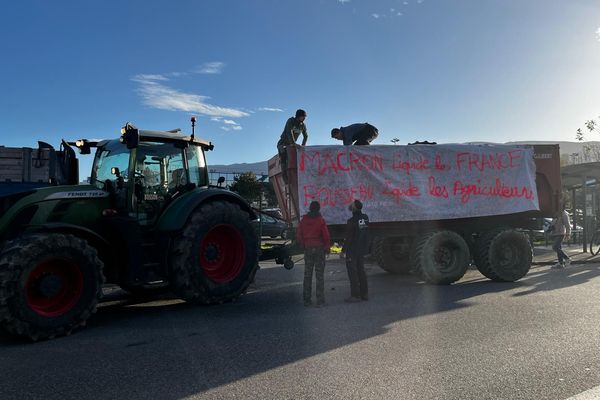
533, 244, 600, 265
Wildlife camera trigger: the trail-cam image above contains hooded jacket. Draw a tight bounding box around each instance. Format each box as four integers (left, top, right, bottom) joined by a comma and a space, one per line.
343, 211, 370, 256
296, 211, 331, 250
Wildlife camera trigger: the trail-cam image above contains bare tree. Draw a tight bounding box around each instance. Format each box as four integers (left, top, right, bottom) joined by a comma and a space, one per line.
574, 116, 600, 164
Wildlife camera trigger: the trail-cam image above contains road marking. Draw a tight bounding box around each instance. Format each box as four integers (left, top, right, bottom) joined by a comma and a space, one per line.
566, 385, 600, 400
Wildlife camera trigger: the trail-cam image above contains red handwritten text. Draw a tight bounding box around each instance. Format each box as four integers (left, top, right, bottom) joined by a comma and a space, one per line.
428, 176, 448, 198
392, 155, 430, 175
300, 150, 383, 176
435, 154, 451, 171
455, 150, 522, 172
303, 184, 374, 207
453, 178, 535, 204
382, 179, 420, 204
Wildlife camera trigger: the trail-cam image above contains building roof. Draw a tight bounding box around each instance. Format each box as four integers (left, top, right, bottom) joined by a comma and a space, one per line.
561, 162, 600, 189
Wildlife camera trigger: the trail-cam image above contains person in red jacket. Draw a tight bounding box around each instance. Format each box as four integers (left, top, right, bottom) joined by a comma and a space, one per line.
296, 201, 331, 307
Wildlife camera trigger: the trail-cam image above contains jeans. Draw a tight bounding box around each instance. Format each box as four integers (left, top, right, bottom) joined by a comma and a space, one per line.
304, 247, 326, 304
552, 235, 568, 263
345, 255, 368, 299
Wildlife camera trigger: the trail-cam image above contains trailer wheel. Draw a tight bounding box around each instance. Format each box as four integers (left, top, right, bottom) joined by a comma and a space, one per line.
474, 229, 532, 282
169, 201, 259, 304
372, 236, 411, 274
0, 234, 104, 340
283, 257, 294, 270
410, 230, 470, 285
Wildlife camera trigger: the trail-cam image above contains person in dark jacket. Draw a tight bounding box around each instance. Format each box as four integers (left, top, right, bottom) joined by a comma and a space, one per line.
342, 200, 370, 302
277, 109, 308, 183
296, 201, 331, 307
331, 123, 378, 145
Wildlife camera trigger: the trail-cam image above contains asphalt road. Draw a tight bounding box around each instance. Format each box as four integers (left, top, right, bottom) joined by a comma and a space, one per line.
2, 258, 600, 400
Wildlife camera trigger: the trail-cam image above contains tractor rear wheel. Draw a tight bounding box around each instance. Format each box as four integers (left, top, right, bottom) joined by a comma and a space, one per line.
169, 201, 259, 304
0, 233, 104, 340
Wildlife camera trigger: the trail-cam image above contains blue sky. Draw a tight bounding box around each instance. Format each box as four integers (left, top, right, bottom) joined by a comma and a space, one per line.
1, 0, 600, 175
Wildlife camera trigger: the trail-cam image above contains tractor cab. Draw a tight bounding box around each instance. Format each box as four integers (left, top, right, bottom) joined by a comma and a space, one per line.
89, 122, 212, 225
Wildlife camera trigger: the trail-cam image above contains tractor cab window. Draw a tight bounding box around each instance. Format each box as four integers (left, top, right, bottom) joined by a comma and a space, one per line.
133, 142, 190, 225
186, 144, 208, 187
92, 141, 131, 191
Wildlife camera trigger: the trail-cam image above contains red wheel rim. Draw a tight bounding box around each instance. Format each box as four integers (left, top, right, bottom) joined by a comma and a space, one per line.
25, 258, 84, 317
200, 224, 246, 283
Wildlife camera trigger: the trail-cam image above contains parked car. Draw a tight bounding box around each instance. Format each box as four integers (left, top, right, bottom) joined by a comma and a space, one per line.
253, 211, 289, 238
262, 208, 283, 219
529, 218, 553, 242
530, 217, 583, 243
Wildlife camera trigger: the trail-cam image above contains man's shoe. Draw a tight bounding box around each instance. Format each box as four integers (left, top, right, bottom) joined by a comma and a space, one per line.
315, 302, 325, 308
304, 301, 312, 307
565, 258, 572, 266
551, 262, 565, 269
344, 297, 361, 303
361, 296, 369, 301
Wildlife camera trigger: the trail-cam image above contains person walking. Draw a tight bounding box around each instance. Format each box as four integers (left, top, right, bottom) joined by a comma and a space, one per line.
342, 200, 370, 302
549, 207, 572, 269
331, 123, 378, 145
277, 109, 308, 183
296, 201, 331, 307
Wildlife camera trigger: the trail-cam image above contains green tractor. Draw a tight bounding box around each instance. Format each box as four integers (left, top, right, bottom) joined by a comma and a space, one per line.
0, 120, 259, 340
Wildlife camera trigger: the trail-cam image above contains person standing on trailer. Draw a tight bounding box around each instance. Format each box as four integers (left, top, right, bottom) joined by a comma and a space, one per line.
277, 109, 308, 183
331, 123, 378, 145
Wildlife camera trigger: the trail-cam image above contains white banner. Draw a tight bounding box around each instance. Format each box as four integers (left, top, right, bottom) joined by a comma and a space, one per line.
297, 144, 539, 224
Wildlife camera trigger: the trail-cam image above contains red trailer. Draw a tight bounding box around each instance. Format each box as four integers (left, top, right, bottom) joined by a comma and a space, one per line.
268, 143, 562, 284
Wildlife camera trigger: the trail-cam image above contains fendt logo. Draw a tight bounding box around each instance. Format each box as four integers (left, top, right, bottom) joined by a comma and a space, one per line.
44, 191, 109, 200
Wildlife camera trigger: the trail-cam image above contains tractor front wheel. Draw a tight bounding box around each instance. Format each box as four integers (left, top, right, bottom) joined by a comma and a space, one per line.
0, 234, 104, 340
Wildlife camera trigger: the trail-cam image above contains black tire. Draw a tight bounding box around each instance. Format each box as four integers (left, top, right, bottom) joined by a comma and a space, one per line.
590, 231, 600, 256
372, 236, 412, 274
473, 229, 532, 282
0, 233, 104, 340
169, 201, 259, 304
409, 230, 470, 285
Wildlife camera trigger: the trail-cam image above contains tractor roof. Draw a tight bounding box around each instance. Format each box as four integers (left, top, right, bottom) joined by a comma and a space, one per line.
71, 124, 214, 154
134, 129, 213, 150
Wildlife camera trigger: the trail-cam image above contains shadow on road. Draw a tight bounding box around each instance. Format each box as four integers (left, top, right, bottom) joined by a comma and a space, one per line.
0, 260, 597, 399
512, 263, 600, 297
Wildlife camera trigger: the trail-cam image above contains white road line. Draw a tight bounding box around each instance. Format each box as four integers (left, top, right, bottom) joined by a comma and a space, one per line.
566, 385, 600, 400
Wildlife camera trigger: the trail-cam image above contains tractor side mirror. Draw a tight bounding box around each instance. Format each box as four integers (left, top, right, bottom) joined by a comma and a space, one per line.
111, 167, 121, 177
217, 176, 225, 187
120, 123, 140, 149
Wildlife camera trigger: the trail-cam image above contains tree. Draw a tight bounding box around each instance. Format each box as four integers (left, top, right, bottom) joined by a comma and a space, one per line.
262, 181, 278, 207
229, 172, 262, 203
390, 138, 400, 145
574, 115, 600, 164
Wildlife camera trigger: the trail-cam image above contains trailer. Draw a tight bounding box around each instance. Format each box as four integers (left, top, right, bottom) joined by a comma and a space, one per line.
0, 141, 79, 196
268, 143, 562, 284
